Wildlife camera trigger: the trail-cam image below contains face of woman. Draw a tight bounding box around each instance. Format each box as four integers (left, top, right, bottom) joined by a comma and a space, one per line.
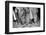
15, 8, 18, 13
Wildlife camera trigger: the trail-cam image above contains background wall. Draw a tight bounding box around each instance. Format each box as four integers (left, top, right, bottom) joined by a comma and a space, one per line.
0, 0, 46, 35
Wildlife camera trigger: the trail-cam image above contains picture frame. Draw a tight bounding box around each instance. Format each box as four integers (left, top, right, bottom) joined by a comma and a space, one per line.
5, 1, 45, 34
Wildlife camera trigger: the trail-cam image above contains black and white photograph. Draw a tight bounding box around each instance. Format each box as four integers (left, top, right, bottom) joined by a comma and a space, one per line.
5, 1, 45, 34
13, 7, 40, 28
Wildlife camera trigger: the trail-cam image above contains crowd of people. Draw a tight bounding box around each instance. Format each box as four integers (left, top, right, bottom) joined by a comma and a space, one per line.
13, 7, 40, 28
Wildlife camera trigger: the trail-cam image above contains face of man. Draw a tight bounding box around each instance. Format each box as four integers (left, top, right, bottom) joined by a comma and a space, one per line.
31, 8, 38, 15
